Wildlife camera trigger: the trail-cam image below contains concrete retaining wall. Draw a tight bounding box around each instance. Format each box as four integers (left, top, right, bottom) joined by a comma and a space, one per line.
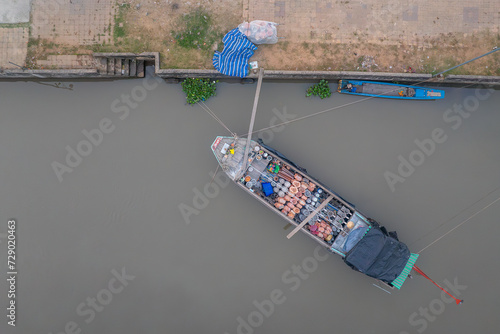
0, 69, 101, 79
156, 69, 500, 87
1, 52, 499, 87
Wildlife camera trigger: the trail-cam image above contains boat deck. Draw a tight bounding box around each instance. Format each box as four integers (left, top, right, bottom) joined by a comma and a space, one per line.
211, 136, 370, 256
353, 83, 415, 97
338, 80, 444, 99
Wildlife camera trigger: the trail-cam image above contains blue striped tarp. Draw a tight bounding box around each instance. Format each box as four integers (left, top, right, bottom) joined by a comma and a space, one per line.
213, 29, 257, 77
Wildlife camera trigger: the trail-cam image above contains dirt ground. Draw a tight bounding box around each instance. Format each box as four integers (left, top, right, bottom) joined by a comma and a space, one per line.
116, 0, 499, 75
256, 31, 500, 75
118, 0, 243, 69
23, 0, 500, 75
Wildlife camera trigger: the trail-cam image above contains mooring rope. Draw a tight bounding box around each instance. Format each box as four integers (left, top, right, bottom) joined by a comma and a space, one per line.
199, 101, 226, 129
197, 101, 236, 137
412, 185, 500, 251
413, 265, 464, 304
243, 46, 500, 136
417, 192, 500, 254
238, 78, 493, 254
242, 81, 480, 137
242, 97, 372, 137
209, 164, 220, 186
194, 71, 496, 256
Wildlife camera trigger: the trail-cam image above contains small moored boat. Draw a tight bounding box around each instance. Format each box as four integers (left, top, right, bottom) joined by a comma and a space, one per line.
337, 79, 445, 100
212, 136, 419, 289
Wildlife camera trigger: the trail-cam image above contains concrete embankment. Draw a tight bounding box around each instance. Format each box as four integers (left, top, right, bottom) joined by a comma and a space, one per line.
156, 68, 500, 88
2, 52, 499, 88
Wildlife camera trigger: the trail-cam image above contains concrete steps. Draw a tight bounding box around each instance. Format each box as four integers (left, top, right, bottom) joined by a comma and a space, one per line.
94, 55, 147, 77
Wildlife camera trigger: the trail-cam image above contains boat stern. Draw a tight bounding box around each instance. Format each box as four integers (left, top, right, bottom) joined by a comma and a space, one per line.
425, 89, 445, 99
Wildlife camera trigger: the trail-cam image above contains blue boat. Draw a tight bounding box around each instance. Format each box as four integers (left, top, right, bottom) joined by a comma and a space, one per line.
337, 79, 445, 100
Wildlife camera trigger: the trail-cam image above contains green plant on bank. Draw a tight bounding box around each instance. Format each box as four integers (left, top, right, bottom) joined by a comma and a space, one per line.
181, 78, 218, 104
0, 22, 30, 28
357, 56, 364, 67
306, 79, 332, 99
114, 3, 130, 41
25, 38, 56, 68
172, 8, 221, 50
92, 3, 149, 54
27, 37, 40, 48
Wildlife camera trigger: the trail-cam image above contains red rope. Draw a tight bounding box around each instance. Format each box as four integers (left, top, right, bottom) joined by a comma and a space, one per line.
413, 266, 464, 305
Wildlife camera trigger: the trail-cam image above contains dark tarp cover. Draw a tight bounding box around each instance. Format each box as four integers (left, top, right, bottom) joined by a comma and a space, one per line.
343, 227, 410, 284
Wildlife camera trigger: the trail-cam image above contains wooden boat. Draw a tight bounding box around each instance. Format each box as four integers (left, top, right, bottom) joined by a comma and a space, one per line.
212, 136, 419, 289
337, 79, 445, 100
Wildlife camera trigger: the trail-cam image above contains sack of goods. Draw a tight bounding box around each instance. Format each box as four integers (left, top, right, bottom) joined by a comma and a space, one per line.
238, 20, 279, 44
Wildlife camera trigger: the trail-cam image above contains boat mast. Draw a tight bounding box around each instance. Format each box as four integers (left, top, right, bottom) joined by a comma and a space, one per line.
242, 68, 264, 175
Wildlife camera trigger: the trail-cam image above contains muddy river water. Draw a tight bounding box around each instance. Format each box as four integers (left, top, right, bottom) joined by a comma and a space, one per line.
0, 72, 499, 334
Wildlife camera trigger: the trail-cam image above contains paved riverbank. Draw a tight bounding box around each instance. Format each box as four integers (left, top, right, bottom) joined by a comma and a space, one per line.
0, 0, 499, 77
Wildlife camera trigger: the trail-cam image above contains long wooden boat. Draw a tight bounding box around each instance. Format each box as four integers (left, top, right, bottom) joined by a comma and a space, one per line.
212, 136, 419, 289
337, 79, 445, 100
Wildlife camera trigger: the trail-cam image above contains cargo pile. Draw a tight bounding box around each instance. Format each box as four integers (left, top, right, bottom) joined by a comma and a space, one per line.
239, 144, 355, 244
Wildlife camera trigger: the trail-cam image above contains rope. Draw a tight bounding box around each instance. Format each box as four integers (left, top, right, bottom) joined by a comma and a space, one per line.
200, 101, 226, 129
417, 192, 500, 254
433, 46, 499, 77
191, 70, 496, 256
239, 79, 493, 254
243, 97, 370, 137
198, 63, 487, 139
243, 80, 481, 137
209, 164, 220, 186
198, 101, 235, 136
200, 47, 496, 138
413, 265, 463, 305
249, 46, 499, 135
197, 101, 236, 137
411, 185, 500, 250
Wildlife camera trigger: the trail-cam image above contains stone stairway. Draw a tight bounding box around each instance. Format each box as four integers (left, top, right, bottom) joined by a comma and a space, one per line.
93, 53, 154, 77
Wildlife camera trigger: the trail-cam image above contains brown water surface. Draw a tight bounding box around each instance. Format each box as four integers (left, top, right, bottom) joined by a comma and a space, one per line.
0, 74, 499, 334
